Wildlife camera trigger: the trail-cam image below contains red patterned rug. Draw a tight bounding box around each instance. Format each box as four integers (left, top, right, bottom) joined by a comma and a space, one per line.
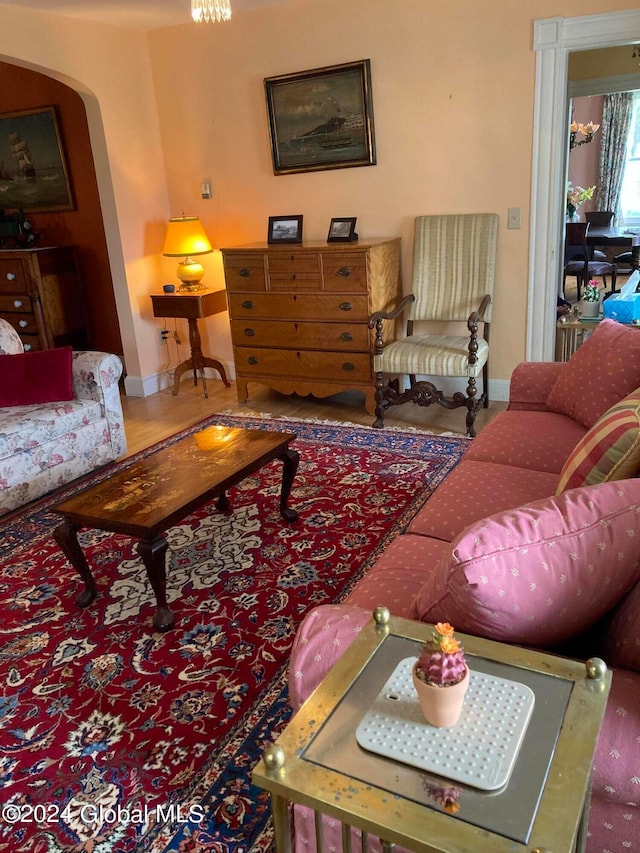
0, 414, 469, 852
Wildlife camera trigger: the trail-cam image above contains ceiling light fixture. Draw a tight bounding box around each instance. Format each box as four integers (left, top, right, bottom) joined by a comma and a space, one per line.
192, 0, 232, 23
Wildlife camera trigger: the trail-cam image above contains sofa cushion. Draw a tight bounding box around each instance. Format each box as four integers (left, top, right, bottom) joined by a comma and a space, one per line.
556, 388, 640, 493
546, 319, 640, 429
408, 460, 559, 542
0, 399, 103, 463
591, 670, 640, 808
345, 534, 450, 614
464, 410, 586, 475
288, 604, 371, 712
603, 579, 640, 673
412, 479, 640, 646
0, 347, 74, 407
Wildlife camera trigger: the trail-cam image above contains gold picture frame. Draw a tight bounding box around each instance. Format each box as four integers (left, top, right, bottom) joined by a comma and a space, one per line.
0, 106, 74, 212
264, 60, 376, 176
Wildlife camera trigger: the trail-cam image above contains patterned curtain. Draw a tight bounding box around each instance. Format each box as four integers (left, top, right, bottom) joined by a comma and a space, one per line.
596, 92, 634, 222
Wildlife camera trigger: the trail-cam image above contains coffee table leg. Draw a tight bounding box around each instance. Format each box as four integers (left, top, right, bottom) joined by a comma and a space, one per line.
137, 536, 173, 632
279, 448, 299, 522
216, 491, 231, 513
54, 520, 98, 608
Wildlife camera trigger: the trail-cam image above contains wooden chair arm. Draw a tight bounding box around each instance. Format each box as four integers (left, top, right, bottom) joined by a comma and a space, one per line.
370, 294, 415, 356
369, 293, 415, 327
467, 294, 491, 330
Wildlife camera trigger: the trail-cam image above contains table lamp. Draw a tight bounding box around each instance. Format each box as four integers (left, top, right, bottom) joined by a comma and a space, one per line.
162, 215, 213, 292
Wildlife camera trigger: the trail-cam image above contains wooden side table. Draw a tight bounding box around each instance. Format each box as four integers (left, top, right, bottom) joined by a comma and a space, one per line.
150, 288, 230, 398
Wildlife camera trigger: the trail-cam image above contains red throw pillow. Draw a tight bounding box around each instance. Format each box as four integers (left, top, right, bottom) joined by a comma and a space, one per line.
0, 347, 74, 407
546, 319, 640, 429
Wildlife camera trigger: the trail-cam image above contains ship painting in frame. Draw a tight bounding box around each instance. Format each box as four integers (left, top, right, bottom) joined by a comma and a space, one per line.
0, 106, 74, 212
264, 59, 377, 175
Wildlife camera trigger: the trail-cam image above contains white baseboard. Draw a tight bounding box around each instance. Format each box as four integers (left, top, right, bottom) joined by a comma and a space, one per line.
124, 366, 509, 403
124, 360, 237, 398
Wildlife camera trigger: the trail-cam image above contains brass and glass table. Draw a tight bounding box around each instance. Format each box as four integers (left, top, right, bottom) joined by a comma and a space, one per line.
253, 610, 611, 853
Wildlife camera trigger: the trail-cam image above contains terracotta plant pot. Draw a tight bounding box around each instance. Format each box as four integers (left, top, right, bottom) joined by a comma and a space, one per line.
412, 661, 470, 728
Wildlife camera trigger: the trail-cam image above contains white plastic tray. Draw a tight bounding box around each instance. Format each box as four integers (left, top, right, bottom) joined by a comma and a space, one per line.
356, 657, 535, 791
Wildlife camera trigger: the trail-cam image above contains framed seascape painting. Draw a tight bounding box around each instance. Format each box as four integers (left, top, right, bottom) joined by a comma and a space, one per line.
0, 106, 74, 212
264, 59, 376, 176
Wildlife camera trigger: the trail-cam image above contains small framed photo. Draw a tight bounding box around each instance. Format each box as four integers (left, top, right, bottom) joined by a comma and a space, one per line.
268, 215, 303, 244
327, 217, 358, 243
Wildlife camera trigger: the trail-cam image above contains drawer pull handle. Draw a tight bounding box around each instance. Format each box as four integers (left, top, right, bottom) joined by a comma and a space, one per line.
290, 274, 296, 281
337, 267, 352, 277
13, 300, 23, 308
339, 302, 353, 312
239, 268, 251, 277
248, 356, 259, 365
339, 332, 353, 342
6, 273, 15, 281
24, 344, 32, 351
241, 300, 255, 310
342, 362, 355, 372
243, 328, 256, 337
19, 320, 28, 328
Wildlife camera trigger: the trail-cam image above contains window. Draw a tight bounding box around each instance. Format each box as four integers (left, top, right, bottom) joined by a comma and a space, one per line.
620, 92, 640, 225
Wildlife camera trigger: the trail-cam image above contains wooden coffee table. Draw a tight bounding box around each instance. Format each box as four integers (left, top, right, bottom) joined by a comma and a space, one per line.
53, 426, 299, 631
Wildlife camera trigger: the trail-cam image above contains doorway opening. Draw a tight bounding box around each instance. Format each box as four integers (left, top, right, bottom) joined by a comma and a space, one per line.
530, 10, 640, 363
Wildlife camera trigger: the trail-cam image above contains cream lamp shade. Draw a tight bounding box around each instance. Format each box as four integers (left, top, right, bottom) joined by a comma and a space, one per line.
163, 215, 213, 292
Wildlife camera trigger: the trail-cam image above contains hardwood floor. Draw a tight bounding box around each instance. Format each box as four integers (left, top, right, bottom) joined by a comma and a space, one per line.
120, 379, 507, 458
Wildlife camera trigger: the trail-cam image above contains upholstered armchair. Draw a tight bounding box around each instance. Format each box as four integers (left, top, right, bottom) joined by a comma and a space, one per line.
370, 213, 498, 437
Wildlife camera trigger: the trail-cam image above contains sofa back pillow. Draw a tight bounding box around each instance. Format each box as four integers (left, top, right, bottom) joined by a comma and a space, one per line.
556, 388, 640, 493
412, 479, 640, 647
0, 347, 74, 407
546, 320, 640, 429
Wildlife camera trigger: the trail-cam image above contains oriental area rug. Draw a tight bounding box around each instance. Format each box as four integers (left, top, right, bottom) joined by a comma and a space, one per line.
0, 414, 469, 853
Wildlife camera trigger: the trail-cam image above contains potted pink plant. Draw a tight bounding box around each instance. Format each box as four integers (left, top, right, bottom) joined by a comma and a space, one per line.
412, 622, 469, 727
580, 279, 602, 318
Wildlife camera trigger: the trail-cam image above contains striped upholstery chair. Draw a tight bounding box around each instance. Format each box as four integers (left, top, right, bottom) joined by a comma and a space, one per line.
370, 213, 498, 436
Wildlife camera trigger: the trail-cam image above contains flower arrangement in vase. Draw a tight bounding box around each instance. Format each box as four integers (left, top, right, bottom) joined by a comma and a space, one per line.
580, 279, 602, 318
412, 622, 469, 728
566, 182, 596, 221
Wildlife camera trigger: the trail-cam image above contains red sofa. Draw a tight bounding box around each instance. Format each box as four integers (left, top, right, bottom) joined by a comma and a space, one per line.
289, 319, 640, 853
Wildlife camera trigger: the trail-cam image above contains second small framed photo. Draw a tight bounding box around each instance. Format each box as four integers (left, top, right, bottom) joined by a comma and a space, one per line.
327, 217, 358, 243
268, 215, 303, 244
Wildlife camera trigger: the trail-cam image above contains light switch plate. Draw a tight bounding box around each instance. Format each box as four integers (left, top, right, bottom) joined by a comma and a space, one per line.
507, 207, 521, 229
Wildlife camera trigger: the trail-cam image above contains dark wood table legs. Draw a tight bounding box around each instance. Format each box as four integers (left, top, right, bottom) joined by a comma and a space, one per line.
279, 448, 299, 522
53, 431, 300, 632
54, 520, 174, 631
215, 448, 299, 522
172, 317, 230, 398
54, 520, 98, 609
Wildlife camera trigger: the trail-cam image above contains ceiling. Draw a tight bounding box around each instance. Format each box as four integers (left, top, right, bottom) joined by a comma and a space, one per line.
0, 0, 288, 30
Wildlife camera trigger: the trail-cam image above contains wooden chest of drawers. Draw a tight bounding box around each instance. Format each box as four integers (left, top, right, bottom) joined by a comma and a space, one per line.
0, 247, 87, 351
222, 239, 401, 414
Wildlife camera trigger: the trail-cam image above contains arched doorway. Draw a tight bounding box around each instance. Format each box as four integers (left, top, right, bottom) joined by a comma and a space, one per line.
0, 60, 124, 357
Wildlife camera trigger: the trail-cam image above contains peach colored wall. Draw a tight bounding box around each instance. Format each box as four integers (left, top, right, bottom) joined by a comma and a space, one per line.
0, 4, 172, 384
568, 95, 604, 216
1, 0, 639, 395
148, 0, 639, 390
